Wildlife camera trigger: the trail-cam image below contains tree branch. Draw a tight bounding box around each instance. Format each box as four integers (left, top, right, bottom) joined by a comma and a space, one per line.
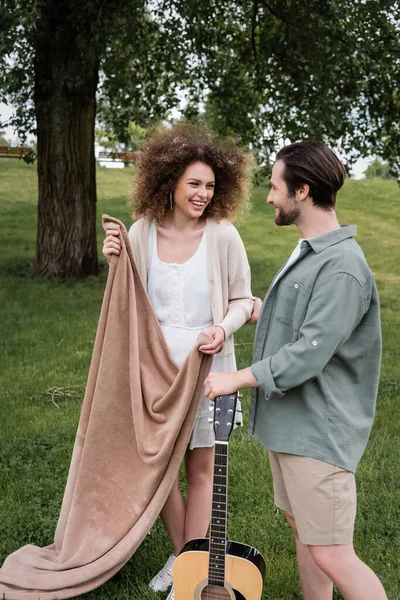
258, 0, 291, 27
252, 0, 259, 61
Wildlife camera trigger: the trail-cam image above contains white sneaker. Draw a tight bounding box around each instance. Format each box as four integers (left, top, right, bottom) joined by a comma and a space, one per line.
166, 586, 175, 600
148, 554, 176, 592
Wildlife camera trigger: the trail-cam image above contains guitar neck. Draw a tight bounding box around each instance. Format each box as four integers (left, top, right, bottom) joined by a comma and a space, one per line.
208, 440, 228, 586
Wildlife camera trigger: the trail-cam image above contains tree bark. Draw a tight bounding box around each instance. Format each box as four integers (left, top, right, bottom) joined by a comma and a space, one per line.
33, 6, 99, 278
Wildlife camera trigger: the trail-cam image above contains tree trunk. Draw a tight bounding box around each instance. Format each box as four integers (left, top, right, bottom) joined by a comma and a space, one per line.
33, 7, 99, 278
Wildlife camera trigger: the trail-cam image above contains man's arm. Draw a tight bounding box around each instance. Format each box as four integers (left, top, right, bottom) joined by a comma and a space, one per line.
253, 271, 369, 399
204, 367, 258, 400
205, 271, 369, 401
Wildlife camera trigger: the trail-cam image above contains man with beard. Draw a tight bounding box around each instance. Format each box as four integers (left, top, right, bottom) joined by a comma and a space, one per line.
204, 141, 387, 600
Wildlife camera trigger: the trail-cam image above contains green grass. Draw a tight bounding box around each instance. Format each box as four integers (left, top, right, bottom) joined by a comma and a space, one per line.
0, 160, 399, 599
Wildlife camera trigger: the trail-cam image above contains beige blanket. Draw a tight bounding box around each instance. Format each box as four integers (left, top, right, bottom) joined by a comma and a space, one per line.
0, 215, 213, 599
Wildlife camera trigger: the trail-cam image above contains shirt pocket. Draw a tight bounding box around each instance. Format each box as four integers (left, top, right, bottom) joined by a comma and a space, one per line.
274, 277, 310, 331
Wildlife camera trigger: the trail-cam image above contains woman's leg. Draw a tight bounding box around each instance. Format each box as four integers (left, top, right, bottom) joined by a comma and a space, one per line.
149, 478, 186, 591
160, 477, 186, 556
150, 445, 214, 592
184, 446, 215, 543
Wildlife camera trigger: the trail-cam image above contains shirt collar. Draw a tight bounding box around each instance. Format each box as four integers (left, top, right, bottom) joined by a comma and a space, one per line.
303, 225, 357, 254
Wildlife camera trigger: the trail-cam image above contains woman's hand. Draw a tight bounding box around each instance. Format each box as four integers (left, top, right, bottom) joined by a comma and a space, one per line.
199, 326, 226, 355
245, 296, 262, 325
103, 228, 121, 260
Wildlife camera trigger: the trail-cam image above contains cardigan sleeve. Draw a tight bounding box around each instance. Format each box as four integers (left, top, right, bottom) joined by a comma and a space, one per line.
128, 218, 150, 288
216, 225, 254, 339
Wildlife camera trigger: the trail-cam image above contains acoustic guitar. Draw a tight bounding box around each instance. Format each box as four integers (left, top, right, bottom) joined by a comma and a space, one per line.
173, 392, 266, 599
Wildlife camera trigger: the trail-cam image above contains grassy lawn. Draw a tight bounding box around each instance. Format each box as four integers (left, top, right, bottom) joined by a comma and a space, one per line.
0, 160, 399, 599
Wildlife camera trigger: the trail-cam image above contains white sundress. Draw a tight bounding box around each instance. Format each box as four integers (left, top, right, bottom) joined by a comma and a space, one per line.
147, 222, 241, 449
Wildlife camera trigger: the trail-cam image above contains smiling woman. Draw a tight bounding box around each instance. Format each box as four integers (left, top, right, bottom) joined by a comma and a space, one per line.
154, 162, 215, 264
131, 121, 252, 223
102, 121, 257, 600
174, 161, 215, 214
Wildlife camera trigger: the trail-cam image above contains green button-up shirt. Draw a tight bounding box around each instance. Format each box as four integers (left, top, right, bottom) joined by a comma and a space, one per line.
249, 225, 381, 472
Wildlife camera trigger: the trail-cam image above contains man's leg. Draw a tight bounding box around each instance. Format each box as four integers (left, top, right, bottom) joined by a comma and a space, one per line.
268, 452, 333, 599
285, 511, 333, 600
308, 544, 387, 600
275, 453, 388, 600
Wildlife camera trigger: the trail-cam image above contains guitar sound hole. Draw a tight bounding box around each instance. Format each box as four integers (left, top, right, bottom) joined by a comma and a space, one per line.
201, 584, 233, 599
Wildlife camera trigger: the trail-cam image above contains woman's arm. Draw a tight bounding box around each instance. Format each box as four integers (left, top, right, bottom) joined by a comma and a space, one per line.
246, 296, 263, 325
216, 225, 254, 338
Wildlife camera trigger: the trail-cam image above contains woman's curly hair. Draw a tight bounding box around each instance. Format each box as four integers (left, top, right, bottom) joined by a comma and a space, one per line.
131, 122, 253, 222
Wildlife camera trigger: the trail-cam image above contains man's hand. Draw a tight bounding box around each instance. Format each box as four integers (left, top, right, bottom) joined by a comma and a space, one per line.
204, 368, 259, 400
199, 326, 226, 355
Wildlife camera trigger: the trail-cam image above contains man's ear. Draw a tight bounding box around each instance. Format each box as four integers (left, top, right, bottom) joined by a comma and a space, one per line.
296, 183, 310, 202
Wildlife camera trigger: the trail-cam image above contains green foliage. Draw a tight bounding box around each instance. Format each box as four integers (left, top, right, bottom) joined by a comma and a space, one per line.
1, 0, 399, 173
163, 0, 400, 174
126, 122, 148, 151
364, 159, 394, 180
0, 132, 9, 145
1, 0, 165, 135
1, 160, 399, 598
97, 5, 187, 142
95, 128, 121, 151
96, 122, 148, 152
21, 149, 36, 164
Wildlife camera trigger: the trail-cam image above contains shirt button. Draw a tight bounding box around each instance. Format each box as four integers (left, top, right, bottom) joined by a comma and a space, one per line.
312, 340, 318, 347
294, 283, 299, 289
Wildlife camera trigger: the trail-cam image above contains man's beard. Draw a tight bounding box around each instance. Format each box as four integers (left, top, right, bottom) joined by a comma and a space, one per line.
275, 196, 301, 226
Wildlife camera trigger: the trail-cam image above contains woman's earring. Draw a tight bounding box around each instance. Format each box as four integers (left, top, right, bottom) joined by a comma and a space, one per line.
169, 190, 173, 210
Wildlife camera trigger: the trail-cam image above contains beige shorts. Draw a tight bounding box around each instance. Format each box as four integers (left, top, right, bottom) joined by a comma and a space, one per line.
268, 451, 356, 546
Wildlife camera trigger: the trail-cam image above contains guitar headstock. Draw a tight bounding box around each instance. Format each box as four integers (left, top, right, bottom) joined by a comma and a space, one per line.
213, 392, 238, 443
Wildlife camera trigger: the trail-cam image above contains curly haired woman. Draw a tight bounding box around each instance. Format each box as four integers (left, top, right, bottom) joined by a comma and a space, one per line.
103, 122, 260, 599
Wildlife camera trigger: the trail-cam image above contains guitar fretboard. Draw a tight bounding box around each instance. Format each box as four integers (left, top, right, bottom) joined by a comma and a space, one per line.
208, 441, 228, 586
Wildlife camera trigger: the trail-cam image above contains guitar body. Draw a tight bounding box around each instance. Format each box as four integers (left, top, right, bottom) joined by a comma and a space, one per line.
173, 538, 266, 600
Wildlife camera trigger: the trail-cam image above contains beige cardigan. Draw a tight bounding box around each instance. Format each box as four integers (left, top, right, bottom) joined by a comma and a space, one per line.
128, 218, 253, 357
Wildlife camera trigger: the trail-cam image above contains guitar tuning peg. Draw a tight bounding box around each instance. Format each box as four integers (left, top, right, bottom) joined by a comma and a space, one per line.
215, 421, 220, 427
208, 417, 214, 423
226, 422, 231, 428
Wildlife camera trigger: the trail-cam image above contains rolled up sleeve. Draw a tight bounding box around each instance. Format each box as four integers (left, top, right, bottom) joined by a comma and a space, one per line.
252, 272, 369, 400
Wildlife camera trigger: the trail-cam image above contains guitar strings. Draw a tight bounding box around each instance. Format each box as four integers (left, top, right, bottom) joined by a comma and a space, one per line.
208, 442, 228, 584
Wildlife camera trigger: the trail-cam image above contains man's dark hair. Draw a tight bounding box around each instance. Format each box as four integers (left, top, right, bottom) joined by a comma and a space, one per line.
276, 141, 346, 209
